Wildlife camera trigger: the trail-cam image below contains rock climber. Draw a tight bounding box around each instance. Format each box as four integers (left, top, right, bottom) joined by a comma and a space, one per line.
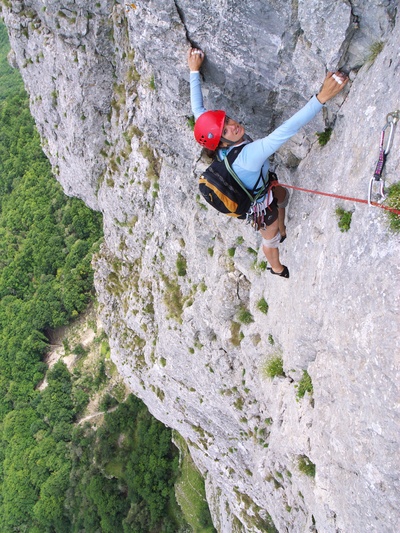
187, 47, 348, 278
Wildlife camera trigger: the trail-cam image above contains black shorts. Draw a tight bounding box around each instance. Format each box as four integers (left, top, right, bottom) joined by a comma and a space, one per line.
263, 198, 278, 226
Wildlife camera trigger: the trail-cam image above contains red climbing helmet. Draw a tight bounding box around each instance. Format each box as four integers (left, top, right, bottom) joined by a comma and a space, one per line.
194, 110, 226, 150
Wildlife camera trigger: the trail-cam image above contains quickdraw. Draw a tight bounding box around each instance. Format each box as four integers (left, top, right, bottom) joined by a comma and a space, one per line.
245, 199, 266, 230
245, 192, 275, 230
368, 110, 399, 206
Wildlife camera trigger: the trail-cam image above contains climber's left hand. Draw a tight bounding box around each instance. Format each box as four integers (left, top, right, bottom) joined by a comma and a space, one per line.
187, 47, 204, 72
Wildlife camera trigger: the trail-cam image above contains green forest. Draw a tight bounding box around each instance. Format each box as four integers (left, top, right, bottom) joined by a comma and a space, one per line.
0, 22, 213, 532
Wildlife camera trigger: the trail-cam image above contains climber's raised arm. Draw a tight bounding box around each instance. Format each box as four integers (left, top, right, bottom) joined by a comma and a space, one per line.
188, 48, 206, 120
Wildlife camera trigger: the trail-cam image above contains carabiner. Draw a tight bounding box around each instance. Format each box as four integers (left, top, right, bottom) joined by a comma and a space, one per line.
368, 176, 386, 206
383, 119, 395, 155
383, 111, 399, 157
386, 110, 400, 124
372, 110, 399, 183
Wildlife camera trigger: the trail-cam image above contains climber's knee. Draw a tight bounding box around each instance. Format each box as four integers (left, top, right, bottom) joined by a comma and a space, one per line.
262, 231, 281, 249
277, 188, 289, 209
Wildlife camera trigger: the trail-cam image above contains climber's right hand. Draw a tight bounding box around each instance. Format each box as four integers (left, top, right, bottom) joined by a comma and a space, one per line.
317, 71, 349, 104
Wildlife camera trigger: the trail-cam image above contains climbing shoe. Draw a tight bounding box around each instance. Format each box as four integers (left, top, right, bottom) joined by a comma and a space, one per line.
267, 265, 289, 278
280, 234, 287, 243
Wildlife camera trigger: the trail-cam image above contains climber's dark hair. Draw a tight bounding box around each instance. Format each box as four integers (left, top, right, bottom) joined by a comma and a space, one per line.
202, 147, 218, 160
202, 133, 250, 160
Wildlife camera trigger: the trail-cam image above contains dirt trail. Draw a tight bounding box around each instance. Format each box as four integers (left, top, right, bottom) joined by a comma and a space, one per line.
77, 405, 118, 425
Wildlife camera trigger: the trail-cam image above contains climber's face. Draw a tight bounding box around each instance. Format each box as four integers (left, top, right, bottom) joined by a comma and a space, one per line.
221, 116, 245, 146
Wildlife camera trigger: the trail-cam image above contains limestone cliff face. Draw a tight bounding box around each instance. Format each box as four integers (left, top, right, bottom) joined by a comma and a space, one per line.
3, 1, 400, 531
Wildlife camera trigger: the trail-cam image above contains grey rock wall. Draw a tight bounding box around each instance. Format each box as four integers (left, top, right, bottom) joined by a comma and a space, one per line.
2, 1, 399, 532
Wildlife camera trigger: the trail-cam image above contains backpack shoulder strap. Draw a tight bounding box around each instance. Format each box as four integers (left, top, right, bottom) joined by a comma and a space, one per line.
223, 145, 268, 203
223, 155, 255, 202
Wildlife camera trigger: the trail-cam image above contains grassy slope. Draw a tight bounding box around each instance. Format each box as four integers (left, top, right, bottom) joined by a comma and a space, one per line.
174, 432, 216, 533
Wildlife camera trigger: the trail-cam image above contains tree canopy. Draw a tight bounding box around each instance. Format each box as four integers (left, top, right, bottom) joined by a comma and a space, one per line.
0, 22, 189, 532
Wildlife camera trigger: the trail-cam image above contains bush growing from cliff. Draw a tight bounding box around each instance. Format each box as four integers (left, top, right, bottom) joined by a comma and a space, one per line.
253, 259, 268, 272
335, 206, 352, 232
262, 355, 285, 379
298, 455, 316, 477
387, 182, 400, 231
237, 307, 254, 324
367, 41, 384, 63
315, 127, 332, 146
296, 370, 313, 399
257, 297, 269, 314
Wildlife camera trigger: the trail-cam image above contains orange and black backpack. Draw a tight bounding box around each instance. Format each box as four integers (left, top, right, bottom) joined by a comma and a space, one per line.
198, 144, 269, 219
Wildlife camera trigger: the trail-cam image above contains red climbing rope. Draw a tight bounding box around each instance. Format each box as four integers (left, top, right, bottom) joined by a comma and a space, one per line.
269, 180, 400, 216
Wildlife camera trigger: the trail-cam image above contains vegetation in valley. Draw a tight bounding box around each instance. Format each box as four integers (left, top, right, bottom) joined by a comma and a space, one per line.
0, 22, 194, 532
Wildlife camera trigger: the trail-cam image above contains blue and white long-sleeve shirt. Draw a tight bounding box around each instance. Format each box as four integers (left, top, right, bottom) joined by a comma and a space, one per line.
190, 71, 323, 200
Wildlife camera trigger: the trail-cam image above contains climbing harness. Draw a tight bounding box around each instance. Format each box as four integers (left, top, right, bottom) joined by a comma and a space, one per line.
368, 110, 399, 207
244, 173, 277, 231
